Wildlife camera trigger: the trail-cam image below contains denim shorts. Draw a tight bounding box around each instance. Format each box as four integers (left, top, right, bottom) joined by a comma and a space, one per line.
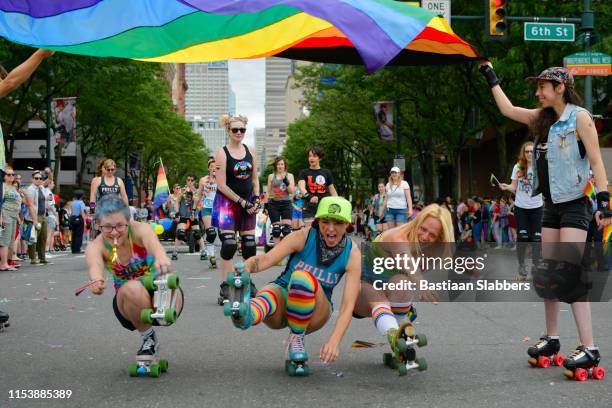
385, 208, 407, 223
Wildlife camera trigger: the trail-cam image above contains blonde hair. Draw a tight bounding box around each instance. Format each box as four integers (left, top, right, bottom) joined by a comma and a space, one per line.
219, 114, 248, 130
397, 203, 455, 250
387, 172, 403, 187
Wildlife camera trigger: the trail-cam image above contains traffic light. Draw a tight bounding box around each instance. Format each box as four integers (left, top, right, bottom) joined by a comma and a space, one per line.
486, 0, 509, 41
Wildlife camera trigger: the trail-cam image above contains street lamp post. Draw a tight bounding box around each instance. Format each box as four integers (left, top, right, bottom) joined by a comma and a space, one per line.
467, 131, 483, 197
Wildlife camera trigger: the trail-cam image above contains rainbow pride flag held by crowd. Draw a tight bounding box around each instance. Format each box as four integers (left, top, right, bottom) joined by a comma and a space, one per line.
0, 0, 479, 72
152, 159, 169, 220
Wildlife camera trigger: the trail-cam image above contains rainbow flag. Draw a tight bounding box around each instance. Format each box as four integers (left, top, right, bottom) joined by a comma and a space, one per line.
152, 160, 169, 219
584, 179, 597, 210
0, 0, 480, 72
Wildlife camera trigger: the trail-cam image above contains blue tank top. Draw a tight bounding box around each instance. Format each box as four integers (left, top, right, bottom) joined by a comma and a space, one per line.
274, 228, 352, 303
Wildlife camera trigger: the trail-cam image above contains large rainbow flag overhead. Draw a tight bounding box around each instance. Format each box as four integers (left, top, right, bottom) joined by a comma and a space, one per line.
0, 0, 480, 72
152, 159, 169, 219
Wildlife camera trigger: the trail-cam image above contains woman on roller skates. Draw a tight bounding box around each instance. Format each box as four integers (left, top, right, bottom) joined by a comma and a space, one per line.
480, 62, 611, 381
225, 196, 361, 376
213, 114, 261, 305
352, 204, 454, 375
196, 158, 219, 268
85, 195, 182, 368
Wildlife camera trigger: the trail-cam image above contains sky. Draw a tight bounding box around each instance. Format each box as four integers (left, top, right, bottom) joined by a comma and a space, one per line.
228, 59, 266, 146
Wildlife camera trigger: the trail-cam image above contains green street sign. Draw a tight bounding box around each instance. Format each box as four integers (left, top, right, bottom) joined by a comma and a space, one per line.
564, 52, 611, 66
524, 22, 575, 42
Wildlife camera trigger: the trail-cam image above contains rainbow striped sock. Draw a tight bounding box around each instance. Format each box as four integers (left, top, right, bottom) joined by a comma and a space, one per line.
372, 304, 398, 336
391, 302, 416, 322
286, 269, 318, 335
249, 289, 278, 326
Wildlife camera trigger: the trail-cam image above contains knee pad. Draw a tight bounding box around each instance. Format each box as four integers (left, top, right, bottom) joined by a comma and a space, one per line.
271, 224, 282, 238
241, 234, 257, 260
192, 229, 202, 241
553, 262, 590, 304
532, 259, 558, 300
176, 229, 186, 242
517, 230, 529, 242
281, 225, 292, 238
532, 232, 542, 243
205, 227, 217, 244
220, 233, 237, 260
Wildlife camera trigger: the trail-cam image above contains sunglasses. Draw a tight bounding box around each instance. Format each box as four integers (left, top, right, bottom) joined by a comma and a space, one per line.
33, 177, 43, 180
5, 173, 14, 176
230, 128, 247, 134
106, 167, 116, 171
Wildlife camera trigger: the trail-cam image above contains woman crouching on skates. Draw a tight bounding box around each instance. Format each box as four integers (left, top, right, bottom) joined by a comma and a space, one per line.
85, 195, 182, 369
480, 61, 611, 380
224, 196, 361, 376
352, 204, 454, 375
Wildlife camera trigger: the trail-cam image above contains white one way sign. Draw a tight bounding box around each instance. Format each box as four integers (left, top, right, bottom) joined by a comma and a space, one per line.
422, 0, 451, 26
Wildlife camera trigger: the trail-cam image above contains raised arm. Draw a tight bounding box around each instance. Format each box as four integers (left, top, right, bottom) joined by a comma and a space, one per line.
0, 49, 54, 98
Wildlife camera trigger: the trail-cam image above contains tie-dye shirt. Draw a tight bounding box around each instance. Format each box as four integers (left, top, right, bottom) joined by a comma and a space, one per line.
103, 227, 156, 293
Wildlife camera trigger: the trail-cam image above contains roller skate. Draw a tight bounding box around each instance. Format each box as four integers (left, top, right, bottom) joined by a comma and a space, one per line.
139, 274, 181, 326
383, 320, 427, 376
0, 310, 10, 331
200, 250, 207, 261
563, 346, 605, 381
209, 255, 217, 270
285, 332, 309, 376
217, 282, 230, 306
171, 251, 178, 261
516, 264, 529, 281
223, 262, 253, 329
128, 330, 168, 378
527, 336, 564, 368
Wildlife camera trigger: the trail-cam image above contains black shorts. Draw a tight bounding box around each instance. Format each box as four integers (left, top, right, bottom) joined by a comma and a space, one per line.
302, 202, 318, 220
542, 196, 593, 231
178, 217, 191, 226
113, 286, 184, 331
267, 200, 293, 223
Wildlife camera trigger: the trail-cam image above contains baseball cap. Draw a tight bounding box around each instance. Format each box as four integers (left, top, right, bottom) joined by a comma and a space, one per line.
314, 196, 352, 224
390, 166, 401, 173
526, 67, 574, 88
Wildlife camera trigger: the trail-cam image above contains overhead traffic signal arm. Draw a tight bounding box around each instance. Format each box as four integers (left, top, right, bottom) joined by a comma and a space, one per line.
486, 0, 509, 41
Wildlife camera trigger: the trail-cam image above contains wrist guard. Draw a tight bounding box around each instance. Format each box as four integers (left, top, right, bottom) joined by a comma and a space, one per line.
596, 191, 612, 218
479, 65, 500, 88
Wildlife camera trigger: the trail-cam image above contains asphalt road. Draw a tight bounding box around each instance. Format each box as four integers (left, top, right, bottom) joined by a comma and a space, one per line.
1, 243, 611, 408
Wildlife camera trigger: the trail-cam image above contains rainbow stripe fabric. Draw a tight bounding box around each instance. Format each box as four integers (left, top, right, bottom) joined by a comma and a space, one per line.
0, 0, 479, 71
152, 162, 169, 219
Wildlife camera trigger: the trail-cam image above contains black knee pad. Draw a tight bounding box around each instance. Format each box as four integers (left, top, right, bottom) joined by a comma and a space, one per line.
553, 261, 590, 304
220, 232, 237, 260
241, 234, 257, 260
533, 259, 558, 300
176, 229, 186, 242
205, 227, 217, 244
517, 229, 529, 242
281, 225, 292, 237
192, 229, 202, 241
272, 224, 282, 238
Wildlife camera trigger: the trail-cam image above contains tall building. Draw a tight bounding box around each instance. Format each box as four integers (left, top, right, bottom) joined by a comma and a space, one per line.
185, 61, 229, 121
185, 61, 230, 155
262, 58, 308, 166
228, 88, 236, 116
254, 128, 267, 173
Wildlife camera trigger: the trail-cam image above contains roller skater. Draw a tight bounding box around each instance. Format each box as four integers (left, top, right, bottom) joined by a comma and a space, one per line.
196, 159, 218, 268
172, 177, 201, 260
481, 62, 611, 379
224, 197, 361, 376
264, 156, 295, 250
353, 204, 454, 375
85, 195, 182, 378
213, 114, 261, 305
297, 146, 337, 228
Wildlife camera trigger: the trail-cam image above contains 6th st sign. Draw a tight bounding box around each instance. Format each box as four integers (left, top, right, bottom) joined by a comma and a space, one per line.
524, 22, 575, 42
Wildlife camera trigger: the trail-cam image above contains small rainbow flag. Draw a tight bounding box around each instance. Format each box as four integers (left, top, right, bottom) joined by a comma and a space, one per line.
152, 159, 169, 219
584, 179, 597, 209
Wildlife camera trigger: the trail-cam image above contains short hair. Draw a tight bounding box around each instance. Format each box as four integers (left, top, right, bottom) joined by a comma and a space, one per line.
95, 194, 130, 223
272, 156, 288, 173
307, 145, 324, 160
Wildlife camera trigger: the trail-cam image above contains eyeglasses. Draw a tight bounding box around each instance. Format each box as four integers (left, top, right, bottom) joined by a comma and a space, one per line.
33, 177, 43, 180
230, 128, 247, 134
99, 223, 128, 233
5, 173, 14, 176
106, 167, 116, 172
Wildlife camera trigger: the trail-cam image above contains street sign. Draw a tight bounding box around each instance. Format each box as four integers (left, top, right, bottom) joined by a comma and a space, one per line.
524, 22, 575, 42
564, 52, 612, 76
421, 0, 451, 26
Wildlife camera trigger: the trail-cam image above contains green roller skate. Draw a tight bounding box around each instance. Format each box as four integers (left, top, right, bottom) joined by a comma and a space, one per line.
383, 320, 428, 376
223, 262, 253, 329
285, 333, 309, 377
140, 274, 181, 326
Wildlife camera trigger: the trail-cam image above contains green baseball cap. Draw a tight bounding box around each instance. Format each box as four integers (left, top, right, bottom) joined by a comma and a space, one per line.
315, 196, 352, 224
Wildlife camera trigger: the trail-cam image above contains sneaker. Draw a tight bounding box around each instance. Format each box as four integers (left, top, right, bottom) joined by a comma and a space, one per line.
40, 260, 53, 265
8, 261, 20, 268
137, 331, 157, 361
31, 259, 42, 265
10, 256, 21, 262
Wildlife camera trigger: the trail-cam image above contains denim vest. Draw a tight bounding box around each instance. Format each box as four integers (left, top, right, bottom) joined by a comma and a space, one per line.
532, 104, 591, 204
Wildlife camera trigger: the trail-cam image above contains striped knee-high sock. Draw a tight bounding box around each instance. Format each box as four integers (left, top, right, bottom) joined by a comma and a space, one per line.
390, 302, 416, 323
372, 304, 398, 336
249, 289, 278, 326
286, 269, 318, 335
